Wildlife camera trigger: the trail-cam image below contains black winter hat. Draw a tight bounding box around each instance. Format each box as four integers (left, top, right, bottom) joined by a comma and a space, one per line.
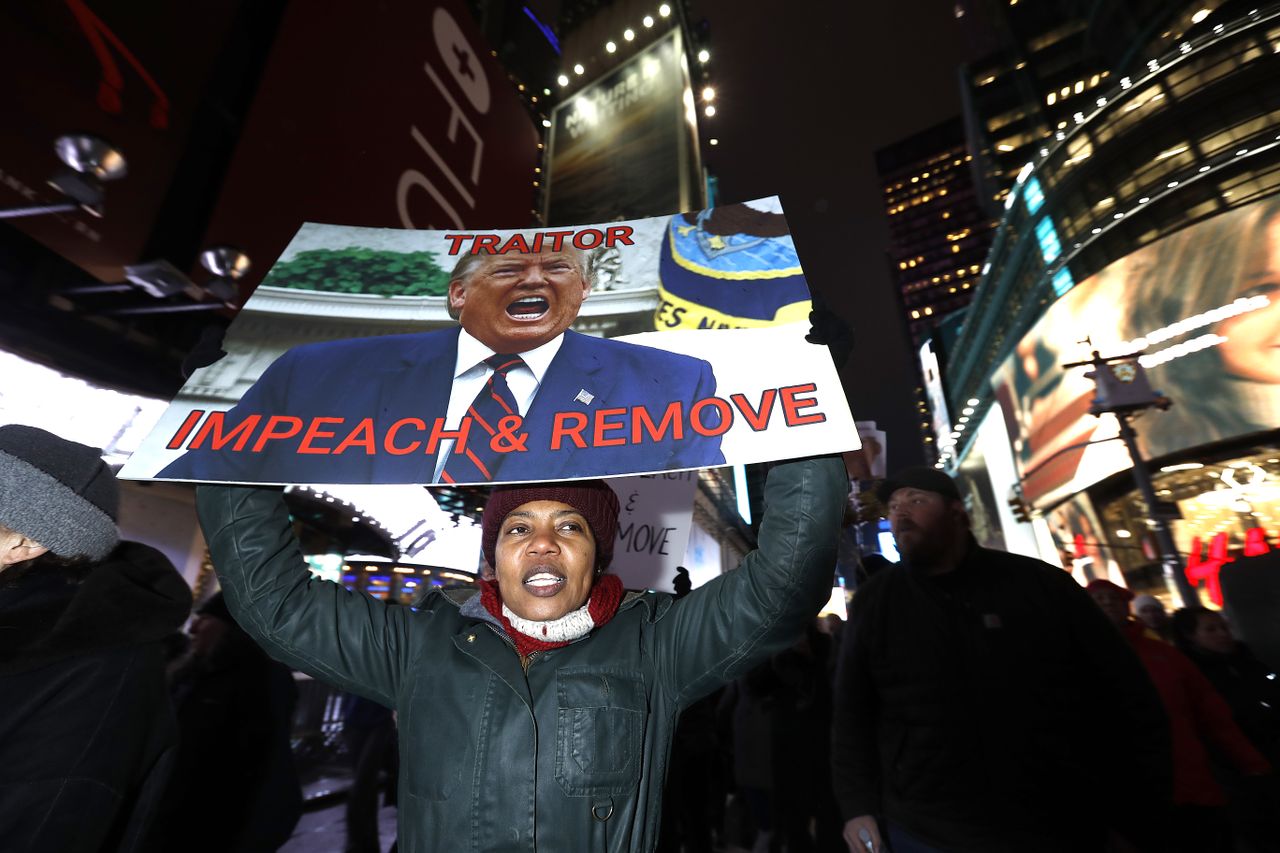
875, 466, 962, 504
0, 425, 119, 560
481, 480, 620, 571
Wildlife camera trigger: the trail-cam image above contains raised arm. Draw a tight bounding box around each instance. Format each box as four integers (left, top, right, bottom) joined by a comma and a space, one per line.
652, 455, 846, 704
196, 485, 414, 707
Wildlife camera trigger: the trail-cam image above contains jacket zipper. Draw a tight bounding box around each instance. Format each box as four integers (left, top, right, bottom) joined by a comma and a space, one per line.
483, 624, 541, 851
528, 649, 540, 853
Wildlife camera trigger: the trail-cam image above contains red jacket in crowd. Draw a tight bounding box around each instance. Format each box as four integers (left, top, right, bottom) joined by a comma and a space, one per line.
1121, 621, 1271, 805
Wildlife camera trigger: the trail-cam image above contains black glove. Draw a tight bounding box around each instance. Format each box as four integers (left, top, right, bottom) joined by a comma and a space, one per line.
804, 287, 853, 368
182, 324, 228, 378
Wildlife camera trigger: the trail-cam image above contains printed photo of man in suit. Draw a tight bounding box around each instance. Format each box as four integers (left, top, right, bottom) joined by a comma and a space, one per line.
159, 244, 725, 484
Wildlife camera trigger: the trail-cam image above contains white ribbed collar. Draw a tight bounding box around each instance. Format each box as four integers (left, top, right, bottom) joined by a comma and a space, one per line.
501, 600, 595, 643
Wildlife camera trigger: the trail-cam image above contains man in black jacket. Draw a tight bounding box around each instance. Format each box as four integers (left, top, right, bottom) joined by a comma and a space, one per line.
0, 425, 192, 852
831, 467, 1171, 853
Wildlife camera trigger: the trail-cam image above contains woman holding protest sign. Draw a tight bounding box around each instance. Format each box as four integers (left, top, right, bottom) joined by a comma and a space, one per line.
195, 455, 844, 852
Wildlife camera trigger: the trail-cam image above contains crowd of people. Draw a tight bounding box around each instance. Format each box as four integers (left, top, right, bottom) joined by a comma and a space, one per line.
3, 423, 1278, 853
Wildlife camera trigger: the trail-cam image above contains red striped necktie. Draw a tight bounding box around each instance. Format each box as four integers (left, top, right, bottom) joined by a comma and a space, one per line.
440, 353, 525, 484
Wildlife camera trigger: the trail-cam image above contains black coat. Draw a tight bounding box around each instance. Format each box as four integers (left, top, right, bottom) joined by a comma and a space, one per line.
146, 630, 303, 853
1183, 644, 1280, 765
0, 543, 192, 852
831, 540, 1172, 852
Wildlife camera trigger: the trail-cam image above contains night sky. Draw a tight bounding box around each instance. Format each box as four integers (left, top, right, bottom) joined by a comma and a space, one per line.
691, 0, 994, 470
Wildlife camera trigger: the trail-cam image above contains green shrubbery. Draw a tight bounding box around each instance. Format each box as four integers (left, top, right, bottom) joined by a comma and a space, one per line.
263, 248, 450, 296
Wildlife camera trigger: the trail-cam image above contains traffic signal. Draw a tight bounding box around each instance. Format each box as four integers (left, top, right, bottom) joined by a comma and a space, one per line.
1007, 491, 1032, 523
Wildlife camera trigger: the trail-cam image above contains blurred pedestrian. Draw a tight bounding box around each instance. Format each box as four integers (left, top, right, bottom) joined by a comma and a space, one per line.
658, 567, 720, 853
1133, 594, 1174, 643
770, 622, 843, 853
1170, 607, 1280, 763
721, 663, 779, 853
1089, 581, 1272, 853
342, 695, 398, 853
0, 425, 191, 852
1171, 606, 1280, 852
148, 593, 302, 852
832, 467, 1171, 853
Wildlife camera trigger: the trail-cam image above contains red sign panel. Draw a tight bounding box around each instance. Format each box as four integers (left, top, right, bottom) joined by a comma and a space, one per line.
200, 0, 541, 300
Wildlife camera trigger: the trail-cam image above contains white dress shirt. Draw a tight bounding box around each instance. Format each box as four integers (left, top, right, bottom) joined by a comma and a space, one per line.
432, 329, 565, 481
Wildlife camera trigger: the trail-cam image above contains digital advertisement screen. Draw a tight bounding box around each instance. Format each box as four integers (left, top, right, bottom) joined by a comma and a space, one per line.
992, 195, 1280, 506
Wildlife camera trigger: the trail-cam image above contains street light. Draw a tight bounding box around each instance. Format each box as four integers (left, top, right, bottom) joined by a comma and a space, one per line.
1065, 346, 1195, 604
89, 246, 252, 314
0, 134, 127, 220
55, 134, 127, 180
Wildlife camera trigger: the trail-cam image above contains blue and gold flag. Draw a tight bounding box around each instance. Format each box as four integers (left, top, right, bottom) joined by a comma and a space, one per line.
655, 199, 811, 330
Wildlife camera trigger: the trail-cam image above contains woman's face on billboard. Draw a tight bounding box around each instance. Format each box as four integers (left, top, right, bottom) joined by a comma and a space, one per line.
1217, 215, 1280, 383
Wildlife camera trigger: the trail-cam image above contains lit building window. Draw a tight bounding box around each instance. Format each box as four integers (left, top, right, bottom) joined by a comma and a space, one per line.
1023, 176, 1045, 213
1052, 267, 1075, 297
1034, 218, 1062, 263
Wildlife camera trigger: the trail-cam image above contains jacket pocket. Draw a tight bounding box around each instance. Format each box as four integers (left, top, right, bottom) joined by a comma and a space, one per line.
554, 667, 646, 797
403, 674, 475, 801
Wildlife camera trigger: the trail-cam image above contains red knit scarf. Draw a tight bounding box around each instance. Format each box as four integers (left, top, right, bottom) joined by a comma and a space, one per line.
478, 574, 624, 658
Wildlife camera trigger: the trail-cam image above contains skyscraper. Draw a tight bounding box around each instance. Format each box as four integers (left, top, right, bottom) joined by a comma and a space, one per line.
875, 116, 996, 349
875, 116, 997, 460
960, 0, 1226, 211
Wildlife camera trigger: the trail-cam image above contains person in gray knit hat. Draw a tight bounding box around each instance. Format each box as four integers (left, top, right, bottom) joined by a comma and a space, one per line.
0, 424, 192, 852
0, 424, 121, 567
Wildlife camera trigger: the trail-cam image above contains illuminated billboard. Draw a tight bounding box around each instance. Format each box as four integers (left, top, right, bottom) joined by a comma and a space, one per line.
546, 29, 702, 225
918, 338, 954, 453
992, 194, 1280, 507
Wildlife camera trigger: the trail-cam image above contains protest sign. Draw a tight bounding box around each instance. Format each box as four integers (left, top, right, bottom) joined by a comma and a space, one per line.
121, 196, 859, 485
605, 470, 699, 593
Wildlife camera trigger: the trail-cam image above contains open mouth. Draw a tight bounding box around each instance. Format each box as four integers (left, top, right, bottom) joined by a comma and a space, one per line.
506, 296, 550, 320
522, 570, 566, 596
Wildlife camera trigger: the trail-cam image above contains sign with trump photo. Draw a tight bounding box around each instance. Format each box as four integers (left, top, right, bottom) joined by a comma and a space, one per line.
122, 197, 858, 486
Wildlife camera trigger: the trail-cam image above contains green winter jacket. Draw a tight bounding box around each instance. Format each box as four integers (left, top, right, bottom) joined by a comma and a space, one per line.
195, 457, 845, 853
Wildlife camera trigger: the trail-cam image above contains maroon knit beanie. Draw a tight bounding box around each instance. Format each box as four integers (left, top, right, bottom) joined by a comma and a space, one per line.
481, 480, 620, 571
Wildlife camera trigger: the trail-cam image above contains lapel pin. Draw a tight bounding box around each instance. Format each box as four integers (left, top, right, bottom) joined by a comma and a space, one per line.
575, 389, 595, 405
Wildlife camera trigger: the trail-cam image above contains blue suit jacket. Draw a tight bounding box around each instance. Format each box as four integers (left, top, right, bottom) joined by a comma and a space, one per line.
158, 328, 725, 484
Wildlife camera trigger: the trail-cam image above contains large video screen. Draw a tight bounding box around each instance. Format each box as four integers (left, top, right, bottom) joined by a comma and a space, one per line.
993, 194, 1280, 506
